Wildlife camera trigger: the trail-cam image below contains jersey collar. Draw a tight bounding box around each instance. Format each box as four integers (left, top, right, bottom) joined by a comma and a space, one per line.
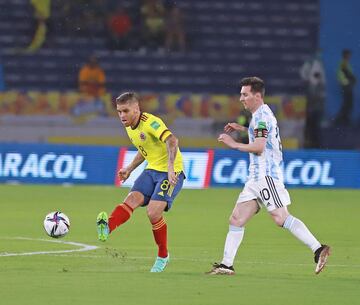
253, 103, 266, 115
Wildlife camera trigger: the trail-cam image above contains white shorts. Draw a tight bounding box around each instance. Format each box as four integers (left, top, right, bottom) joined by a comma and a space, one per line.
237, 176, 291, 212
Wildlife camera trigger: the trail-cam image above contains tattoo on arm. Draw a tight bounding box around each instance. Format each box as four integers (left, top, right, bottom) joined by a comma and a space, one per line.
166, 135, 178, 168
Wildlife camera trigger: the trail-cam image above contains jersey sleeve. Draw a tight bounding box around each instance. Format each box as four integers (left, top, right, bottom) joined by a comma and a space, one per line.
147, 115, 172, 142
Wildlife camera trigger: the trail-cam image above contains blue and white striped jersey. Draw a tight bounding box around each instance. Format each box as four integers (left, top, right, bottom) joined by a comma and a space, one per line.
247, 104, 284, 182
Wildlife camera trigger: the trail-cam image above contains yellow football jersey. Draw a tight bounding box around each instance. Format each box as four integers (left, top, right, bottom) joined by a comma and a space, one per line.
125, 112, 184, 173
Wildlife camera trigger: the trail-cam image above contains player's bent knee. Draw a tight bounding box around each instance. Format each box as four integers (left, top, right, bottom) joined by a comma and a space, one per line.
270, 207, 289, 227
124, 191, 144, 209
146, 209, 162, 223
146, 201, 167, 223
229, 213, 245, 227
272, 214, 286, 227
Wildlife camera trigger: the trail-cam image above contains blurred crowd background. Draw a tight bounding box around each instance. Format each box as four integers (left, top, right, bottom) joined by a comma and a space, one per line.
0, 0, 359, 149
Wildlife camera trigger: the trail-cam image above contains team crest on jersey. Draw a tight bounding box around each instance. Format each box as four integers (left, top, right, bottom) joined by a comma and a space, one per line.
139, 132, 146, 141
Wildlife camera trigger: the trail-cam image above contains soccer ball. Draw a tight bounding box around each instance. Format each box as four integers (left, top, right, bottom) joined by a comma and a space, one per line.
43, 211, 70, 238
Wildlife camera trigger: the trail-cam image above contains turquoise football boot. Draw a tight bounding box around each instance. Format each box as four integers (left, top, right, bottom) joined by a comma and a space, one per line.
150, 254, 170, 272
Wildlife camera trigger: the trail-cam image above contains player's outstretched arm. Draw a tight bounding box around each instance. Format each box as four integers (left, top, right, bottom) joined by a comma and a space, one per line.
224, 122, 248, 133
118, 152, 145, 181
218, 134, 266, 154
165, 134, 179, 186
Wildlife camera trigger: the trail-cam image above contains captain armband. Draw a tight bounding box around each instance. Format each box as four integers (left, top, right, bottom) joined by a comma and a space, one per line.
254, 121, 268, 138
254, 128, 268, 138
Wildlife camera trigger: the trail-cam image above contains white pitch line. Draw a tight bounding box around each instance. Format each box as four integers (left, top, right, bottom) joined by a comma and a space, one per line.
49, 254, 360, 269
1, 238, 359, 269
0, 237, 98, 257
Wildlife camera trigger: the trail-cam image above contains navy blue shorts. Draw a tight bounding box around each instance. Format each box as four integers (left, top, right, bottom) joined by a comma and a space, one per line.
131, 169, 185, 211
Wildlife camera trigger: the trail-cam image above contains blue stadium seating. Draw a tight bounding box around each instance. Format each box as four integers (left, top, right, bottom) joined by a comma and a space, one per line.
0, 0, 319, 94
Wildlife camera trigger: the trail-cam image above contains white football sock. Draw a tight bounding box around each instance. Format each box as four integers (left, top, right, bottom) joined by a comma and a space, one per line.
283, 215, 321, 252
221, 225, 244, 267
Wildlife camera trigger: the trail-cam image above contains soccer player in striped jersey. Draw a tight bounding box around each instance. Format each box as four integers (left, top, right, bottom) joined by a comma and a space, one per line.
97, 92, 185, 272
207, 77, 330, 275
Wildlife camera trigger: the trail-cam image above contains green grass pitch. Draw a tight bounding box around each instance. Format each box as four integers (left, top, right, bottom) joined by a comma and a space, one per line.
0, 184, 359, 305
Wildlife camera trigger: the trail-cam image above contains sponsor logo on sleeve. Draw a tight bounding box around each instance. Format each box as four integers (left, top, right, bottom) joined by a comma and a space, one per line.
150, 121, 160, 130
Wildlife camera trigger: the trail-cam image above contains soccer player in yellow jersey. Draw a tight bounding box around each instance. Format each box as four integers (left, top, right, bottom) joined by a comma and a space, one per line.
96, 92, 185, 272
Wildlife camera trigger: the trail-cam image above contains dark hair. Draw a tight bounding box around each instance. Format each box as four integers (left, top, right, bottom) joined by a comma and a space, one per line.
116, 92, 140, 105
240, 77, 265, 97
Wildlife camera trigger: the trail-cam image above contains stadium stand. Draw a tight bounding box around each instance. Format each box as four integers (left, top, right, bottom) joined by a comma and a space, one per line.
0, 0, 319, 95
